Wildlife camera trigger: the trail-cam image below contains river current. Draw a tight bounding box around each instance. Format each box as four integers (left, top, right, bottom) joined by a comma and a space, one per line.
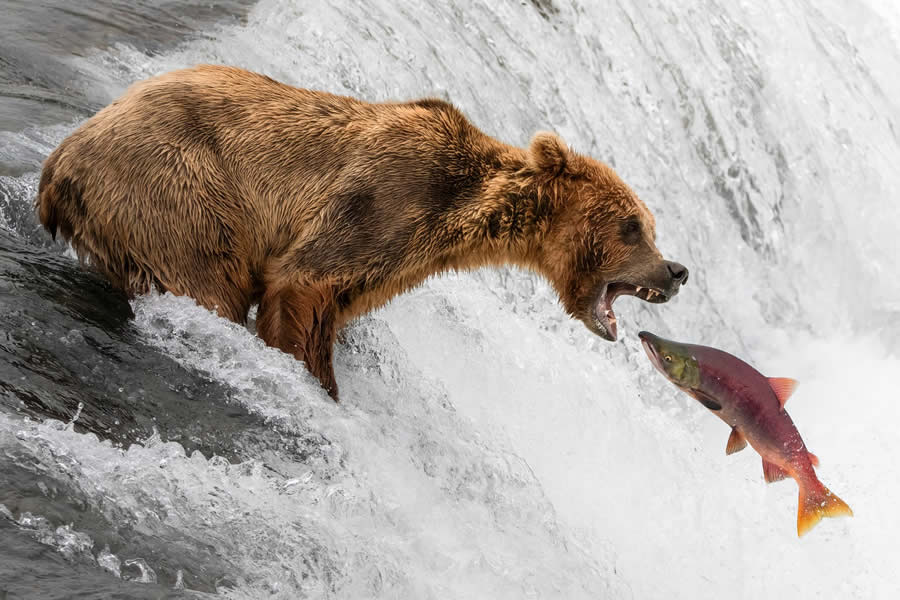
0, 1, 898, 598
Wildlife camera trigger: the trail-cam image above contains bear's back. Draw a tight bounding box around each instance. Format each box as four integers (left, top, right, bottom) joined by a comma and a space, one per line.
36, 65, 512, 316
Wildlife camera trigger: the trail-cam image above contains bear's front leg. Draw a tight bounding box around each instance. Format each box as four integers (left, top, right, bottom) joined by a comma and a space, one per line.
257, 281, 339, 400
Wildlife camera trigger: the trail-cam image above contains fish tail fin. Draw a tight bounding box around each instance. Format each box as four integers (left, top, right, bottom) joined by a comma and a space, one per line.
797, 482, 853, 537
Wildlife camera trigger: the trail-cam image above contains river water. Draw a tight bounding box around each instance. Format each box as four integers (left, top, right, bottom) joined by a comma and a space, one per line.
1, 0, 898, 598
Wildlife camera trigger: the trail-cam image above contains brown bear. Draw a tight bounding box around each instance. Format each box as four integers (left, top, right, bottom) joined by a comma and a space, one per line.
37, 65, 688, 400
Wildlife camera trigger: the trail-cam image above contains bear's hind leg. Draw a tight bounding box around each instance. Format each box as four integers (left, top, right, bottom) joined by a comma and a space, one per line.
256, 281, 339, 400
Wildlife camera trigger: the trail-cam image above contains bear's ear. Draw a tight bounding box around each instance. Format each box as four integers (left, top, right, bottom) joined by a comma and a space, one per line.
528, 131, 569, 176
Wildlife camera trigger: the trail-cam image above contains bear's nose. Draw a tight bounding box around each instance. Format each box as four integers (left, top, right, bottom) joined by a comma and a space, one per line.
666, 261, 689, 286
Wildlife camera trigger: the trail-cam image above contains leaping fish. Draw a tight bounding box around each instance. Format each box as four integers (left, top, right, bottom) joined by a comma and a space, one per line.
638, 331, 852, 536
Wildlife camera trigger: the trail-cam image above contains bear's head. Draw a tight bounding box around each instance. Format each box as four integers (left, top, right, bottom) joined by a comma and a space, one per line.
527, 132, 688, 341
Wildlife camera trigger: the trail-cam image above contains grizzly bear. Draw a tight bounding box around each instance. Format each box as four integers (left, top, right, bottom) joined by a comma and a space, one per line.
37, 65, 688, 400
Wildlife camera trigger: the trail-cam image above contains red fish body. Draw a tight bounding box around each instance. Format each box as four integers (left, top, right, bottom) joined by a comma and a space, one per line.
638, 331, 852, 536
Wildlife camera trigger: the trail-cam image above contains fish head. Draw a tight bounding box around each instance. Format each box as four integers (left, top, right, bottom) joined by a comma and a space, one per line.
638, 331, 700, 388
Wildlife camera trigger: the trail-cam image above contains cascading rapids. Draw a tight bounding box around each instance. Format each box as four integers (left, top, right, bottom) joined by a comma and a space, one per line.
1, 0, 898, 598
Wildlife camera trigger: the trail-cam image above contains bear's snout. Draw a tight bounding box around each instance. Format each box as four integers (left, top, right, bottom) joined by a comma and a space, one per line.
665, 260, 689, 289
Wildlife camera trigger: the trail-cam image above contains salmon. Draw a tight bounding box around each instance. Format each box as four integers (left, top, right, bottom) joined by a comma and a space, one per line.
638, 331, 852, 536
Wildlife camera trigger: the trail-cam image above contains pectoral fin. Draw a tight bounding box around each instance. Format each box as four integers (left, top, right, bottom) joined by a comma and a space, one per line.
691, 390, 722, 411
768, 377, 798, 408
762, 458, 790, 483
726, 427, 747, 455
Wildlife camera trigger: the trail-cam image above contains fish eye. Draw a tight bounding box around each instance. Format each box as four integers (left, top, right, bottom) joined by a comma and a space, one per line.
664, 355, 672, 362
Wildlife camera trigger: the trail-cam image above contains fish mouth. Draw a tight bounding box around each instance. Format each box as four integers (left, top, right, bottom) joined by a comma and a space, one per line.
638, 331, 664, 371
591, 283, 672, 341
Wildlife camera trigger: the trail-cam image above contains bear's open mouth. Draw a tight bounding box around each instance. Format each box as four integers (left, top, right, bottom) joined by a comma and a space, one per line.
592, 282, 670, 341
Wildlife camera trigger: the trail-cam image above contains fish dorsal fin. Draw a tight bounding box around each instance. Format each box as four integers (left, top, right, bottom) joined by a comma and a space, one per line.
726, 427, 747, 455
768, 377, 798, 408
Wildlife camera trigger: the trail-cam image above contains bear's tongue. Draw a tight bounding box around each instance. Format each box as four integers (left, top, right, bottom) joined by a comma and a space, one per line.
593, 293, 617, 341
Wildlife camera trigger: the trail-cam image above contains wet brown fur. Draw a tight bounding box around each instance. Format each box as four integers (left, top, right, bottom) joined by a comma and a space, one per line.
37, 65, 668, 399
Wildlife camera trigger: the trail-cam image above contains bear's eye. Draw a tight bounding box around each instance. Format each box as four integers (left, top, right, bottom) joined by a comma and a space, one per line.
620, 218, 642, 245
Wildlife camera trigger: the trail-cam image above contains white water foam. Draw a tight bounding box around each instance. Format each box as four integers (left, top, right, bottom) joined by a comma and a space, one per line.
9, 0, 900, 597
0, 292, 619, 598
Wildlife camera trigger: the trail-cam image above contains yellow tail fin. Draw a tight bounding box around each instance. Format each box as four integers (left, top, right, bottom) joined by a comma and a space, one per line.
797, 484, 853, 537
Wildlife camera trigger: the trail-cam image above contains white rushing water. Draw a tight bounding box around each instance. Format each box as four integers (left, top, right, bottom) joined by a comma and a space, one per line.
3, 0, 899, 597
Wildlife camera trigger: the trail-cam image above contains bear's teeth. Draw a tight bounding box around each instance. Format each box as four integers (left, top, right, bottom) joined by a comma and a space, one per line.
635, 286, 643, 294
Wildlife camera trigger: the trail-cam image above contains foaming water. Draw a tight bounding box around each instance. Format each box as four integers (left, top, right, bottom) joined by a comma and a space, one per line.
3, 293, 616, 597
1, 0, 898, 598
